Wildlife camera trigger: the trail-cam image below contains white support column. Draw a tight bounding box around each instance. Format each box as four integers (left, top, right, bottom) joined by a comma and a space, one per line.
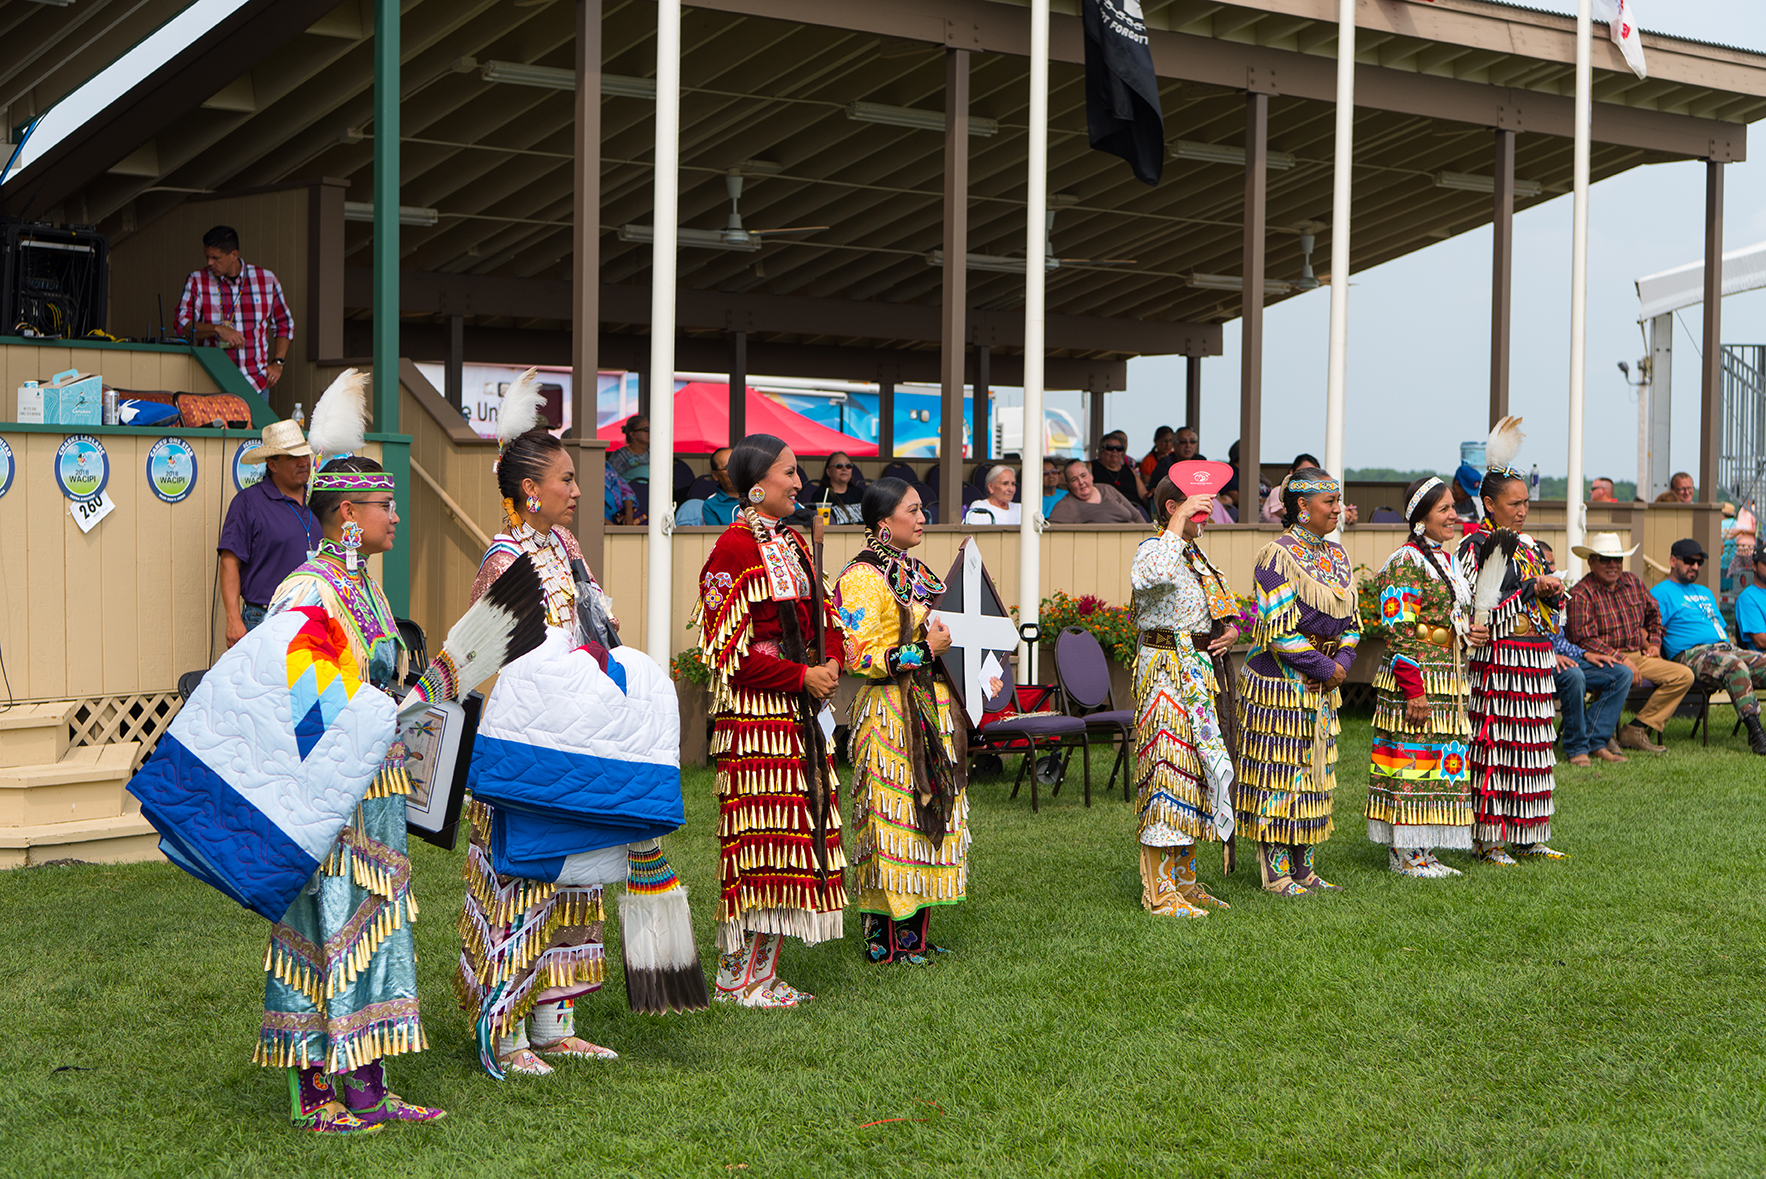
1322, 0, 1354, 481
1566, 0, 1592, 576
644, 0, 681, 660
1646, 311, 1673, 498
1018, 0, 1048, 683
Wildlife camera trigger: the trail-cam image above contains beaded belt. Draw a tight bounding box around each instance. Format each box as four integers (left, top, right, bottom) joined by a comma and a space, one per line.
1141, 628, 1210, 651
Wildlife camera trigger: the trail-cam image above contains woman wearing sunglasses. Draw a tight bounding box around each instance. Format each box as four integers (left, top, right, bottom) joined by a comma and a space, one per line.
1090, 430, 1149, 512
811, 451, 866, 524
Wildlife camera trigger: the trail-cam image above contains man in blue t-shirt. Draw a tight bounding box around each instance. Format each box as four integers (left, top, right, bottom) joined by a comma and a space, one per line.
1652, 538, 1766, 756
1735, 549, 1766, 652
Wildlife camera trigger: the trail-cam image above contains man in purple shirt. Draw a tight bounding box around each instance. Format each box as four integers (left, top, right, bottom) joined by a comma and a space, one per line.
219, 420, 319, 647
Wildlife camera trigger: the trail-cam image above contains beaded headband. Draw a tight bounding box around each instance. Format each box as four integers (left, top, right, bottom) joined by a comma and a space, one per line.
1404, 477, 1444, 521
1287, 477, 1339, 495
311, 471, 395, 492
1486, 463, 1526, 480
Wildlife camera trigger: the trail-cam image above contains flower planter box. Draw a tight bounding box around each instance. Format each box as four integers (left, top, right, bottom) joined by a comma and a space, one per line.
676, 679, 710, 767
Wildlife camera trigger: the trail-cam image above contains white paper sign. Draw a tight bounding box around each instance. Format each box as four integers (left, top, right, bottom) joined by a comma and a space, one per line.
69, 490, 116, 533
817, 703, 837, 744
976, 652, 1005, 712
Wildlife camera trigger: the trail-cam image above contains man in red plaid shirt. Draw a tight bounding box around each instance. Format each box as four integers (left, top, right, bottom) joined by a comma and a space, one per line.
175, 225, 293, 397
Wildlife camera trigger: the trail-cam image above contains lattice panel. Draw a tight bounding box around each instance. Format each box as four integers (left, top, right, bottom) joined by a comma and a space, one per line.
68, 693, 184, 766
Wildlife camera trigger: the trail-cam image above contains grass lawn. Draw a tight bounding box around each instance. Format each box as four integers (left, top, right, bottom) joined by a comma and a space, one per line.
4, 712, 1765, 1178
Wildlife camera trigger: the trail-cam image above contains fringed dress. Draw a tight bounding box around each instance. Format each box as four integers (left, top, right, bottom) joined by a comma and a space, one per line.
1456, 525, 1560, 846
834, 542, 967, 963
1235, 529, 1361, 847
457, 522, 617, 1048
695, 510, 848, 956
1365, 540, 1475, 852
1129, 532, 1238, 848
255, 542, 424, 1074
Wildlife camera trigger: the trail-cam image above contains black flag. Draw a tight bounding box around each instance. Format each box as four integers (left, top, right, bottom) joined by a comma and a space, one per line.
1082, 0, 1164, 187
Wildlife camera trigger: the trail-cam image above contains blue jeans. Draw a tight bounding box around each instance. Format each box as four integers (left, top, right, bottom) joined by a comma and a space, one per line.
1555, 658, 1634, 757
241, 602, 268, 632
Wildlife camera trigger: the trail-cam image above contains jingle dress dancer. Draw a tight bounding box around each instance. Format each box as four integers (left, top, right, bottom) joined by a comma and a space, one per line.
456, 375, 628, 1076
1365, 477, 1487, 878
1129, 480, 1241, 917
834, 478, 964, 964
695, 433, 847, 1006
1455, 417, 1568, 865
1235, 468, 1361, 896
256, 375, 443, 1132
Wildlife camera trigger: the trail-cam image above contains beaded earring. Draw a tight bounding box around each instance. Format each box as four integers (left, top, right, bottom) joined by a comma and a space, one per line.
340, 521, 364, 573
525, 493, 542, 514
748, 486, 766, 505
878, 524, 893, 547
1298, 507, 1311, 526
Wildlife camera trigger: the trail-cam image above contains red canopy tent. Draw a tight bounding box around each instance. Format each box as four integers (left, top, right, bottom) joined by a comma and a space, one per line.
597, 382, 877, 456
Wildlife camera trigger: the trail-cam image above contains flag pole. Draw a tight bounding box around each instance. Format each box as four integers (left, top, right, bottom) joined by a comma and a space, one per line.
1566, 0, 1592, 579
645, 0, 681, 660
1019, 0, 1048, 685
1322, 0, 1353, 484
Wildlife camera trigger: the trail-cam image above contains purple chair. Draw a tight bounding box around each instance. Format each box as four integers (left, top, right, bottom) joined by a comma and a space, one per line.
1053, 627, 1136, 800
972, 660, 1091, 813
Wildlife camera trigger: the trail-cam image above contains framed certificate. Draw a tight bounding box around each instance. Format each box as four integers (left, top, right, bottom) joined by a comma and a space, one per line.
402, 691, 482, 850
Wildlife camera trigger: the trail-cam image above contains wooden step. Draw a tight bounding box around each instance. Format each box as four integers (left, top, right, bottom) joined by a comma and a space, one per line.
0, 702, 77, 769
0, 742, 142, 826
0, 812, 161, 869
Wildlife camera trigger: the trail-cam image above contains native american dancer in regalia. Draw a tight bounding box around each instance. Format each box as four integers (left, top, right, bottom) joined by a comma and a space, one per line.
833, 477, 965, 965
1455, 417, 1569, 865
127, 370, 546, 1133
1129, 479, 1241, 917
1234, 467, 1360, 897
458, 371, 707, 1079
1365, 476, 1489, 877
695, 433, 847, 1007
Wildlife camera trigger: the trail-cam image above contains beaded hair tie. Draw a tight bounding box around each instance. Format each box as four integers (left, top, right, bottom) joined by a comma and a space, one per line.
1287, 477, 1339, 495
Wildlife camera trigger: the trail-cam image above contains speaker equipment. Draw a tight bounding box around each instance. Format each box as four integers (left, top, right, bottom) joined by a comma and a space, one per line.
2, 219, 109, 339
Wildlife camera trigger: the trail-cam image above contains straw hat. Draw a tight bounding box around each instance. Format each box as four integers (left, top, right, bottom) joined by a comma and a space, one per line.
1571, 531, 1638, 561
241, 419, 313, 463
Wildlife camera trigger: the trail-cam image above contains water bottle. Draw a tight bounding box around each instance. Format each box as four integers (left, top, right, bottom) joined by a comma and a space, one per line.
1529, 463, 1539, 499
292, 401, 305, 427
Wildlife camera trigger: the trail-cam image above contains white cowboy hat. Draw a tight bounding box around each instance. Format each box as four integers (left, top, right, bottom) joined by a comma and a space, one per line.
241, 419, 313, 463
1571, 531, 1638, 561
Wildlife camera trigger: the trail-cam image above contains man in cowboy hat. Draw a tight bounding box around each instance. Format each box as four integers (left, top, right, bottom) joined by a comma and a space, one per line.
1538, 542, 1633, 768
1565, 532, 1693, 754
218, 420, 319, 648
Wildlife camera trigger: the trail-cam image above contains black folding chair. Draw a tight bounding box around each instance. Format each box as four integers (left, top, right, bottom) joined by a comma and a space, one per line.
396, 618, 428, 689
972, 660, 1090, 812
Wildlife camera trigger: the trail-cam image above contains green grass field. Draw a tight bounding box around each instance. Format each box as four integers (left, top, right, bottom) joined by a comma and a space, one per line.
4, 713, 1765, 1178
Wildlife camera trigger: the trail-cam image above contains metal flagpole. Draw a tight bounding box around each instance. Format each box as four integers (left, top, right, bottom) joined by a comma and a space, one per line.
645, 0, 681, 660
1567, 0, 1592, 577
1322, 0, 1354, 482
1019, 0, 1048, 684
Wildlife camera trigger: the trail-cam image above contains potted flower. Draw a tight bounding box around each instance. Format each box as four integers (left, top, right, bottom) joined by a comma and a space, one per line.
670, 633, 713, 767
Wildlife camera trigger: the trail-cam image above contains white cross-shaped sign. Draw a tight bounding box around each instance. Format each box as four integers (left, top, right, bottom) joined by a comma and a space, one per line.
933, 539, 1022, 726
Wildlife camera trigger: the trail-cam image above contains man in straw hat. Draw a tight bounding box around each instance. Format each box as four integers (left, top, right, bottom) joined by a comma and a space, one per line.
1565, 532, 1693, 755
218, 419, 318, 648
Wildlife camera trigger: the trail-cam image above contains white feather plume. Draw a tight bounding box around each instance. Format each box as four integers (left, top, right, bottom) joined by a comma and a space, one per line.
497, 367, 546, 447
1485, 414, 1525, 473
1472, 530, 1517, 626
307, 368, 371, 460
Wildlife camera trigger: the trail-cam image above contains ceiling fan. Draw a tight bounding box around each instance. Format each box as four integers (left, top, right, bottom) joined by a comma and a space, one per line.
618, 168, 827, 253
926, 201, 1136, 274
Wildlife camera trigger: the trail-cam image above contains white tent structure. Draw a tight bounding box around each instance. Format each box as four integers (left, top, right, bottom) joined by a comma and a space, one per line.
1634, 241, 1766, 499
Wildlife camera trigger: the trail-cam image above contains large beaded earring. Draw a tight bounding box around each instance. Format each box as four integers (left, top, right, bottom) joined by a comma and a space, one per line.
1297, 505, 1311, 526
340, 520, 364, 573
878, 524, 893, 548
747, 486, 767, 505
525, 493, 542, 514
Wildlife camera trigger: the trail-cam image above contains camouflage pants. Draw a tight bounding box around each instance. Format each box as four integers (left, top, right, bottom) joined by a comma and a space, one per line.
1673, 643, 1766, 721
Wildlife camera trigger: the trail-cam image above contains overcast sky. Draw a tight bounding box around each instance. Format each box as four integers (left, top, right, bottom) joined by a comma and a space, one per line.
1118, 1, 1766, 484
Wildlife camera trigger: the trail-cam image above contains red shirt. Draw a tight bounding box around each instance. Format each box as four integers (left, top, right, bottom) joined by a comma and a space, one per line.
175, 261, 294, 393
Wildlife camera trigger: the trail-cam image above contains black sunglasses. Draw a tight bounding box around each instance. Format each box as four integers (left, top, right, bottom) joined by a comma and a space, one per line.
830, 463, 853, 470
1681, 556, 1705, 566
1101, 444, 1125, 452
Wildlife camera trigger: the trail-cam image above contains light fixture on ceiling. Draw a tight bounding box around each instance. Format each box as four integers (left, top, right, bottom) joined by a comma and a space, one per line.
846, 101, 998, 137
476, 59, 657, 98
1173, 140, 1296, 170
618, 225, 763, 252
1188, 272, 1294, 297
925, 249, 1042, 274
343, 201, 440, 227
1434, 170, 1543, 198
601, 74, 658, 100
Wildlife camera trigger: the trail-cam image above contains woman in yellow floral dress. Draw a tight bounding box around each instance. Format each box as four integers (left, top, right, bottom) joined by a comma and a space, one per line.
833, 477, 962, 965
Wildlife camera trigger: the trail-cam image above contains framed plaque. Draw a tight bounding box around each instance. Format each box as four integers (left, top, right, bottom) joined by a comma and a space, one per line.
402, 691, 482, 850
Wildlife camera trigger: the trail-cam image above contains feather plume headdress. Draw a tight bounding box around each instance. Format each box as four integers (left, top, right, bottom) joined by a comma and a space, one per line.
307, 368, 392, 493
496, 368, 546, 455
1485, 415, 1526, 480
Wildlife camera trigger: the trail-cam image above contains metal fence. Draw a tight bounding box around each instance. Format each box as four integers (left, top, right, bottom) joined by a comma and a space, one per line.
1720, 344, 1766, 508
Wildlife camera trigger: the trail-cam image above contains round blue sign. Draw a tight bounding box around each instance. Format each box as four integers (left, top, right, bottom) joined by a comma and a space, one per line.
145, 437, 198, 504
54, 434, 109, 501
232, 439, 266, 491
0, 437, 13, 499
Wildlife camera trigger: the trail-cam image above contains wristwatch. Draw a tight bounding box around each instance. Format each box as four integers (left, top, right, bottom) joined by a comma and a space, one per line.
270, 358, 285, 366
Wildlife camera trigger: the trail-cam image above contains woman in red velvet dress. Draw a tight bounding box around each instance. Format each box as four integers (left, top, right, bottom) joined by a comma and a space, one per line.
694, 433, 846, 1007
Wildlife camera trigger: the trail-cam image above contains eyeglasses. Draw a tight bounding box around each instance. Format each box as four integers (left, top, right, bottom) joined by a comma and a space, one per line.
1592, 555, 1623, 565
830, 463, 853, 470
1681, 556, 1705, 566
1101, 444, 1125, 453
348, 499, 397, 513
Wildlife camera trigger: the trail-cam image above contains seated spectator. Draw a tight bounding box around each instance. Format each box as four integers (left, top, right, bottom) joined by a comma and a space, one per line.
696, 446, 742, 526
1091, 431, 1149, 510
1150, 425, 1204, 486
808, 451, 865, 524
1538, 542, 1632, 767
964, 465, 1022, 525
1049, 458, 1143, 524
1589, 476, 1617, 503
1737, 549, 1766, 651
1139, 426, 1174, 483
605, 464, 640, 524
1041, 458, 1069, 517
1564, 531, 1691, 754
1451, 464, 1482, 522
1261, 454, 1319, 523
608, 414, 650, 483
1654, 537, 1766, 756
1665, 471, 1696, 502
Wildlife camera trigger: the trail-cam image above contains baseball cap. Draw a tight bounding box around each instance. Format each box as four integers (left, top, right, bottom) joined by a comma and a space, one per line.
1670, 538, 1706, 561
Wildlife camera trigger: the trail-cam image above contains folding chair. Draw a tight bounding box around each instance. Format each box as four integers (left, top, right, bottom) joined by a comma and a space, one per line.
1052, 627, 1134, 801
972, 660, 1090, 813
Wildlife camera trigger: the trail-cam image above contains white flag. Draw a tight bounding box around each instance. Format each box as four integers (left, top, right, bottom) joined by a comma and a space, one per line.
1606, 0, 1648, 80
